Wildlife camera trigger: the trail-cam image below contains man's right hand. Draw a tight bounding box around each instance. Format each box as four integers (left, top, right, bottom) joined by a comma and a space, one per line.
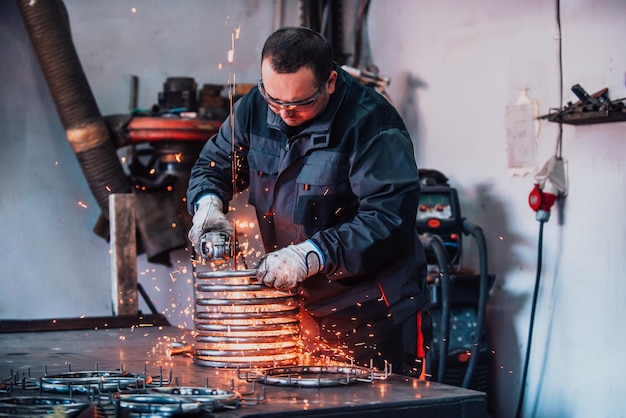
188, 194, 234, 254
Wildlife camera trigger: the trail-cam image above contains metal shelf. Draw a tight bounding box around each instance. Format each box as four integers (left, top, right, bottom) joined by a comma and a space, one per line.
546, 101, 626, 125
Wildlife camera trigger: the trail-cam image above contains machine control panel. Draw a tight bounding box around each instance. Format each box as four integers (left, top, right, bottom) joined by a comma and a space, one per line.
416, 185, 464, 266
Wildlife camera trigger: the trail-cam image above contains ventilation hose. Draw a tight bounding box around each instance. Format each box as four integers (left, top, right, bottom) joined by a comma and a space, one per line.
17, 0, 131, 217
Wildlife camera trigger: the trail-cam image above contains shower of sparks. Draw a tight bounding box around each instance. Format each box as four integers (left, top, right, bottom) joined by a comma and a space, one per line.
227, 26, 241, 64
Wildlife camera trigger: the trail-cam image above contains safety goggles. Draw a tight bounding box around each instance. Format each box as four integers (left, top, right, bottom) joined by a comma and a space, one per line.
258, 78, 327, 111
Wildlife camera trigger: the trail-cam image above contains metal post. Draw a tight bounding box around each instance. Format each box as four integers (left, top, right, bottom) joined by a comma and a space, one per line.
109, 193, 138, 316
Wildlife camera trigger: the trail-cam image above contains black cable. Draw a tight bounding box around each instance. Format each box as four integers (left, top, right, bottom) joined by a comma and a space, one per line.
515, 220, 545, 418
419, 233, 451, 382
516, 2, 563, 412
555, 0, 563, 159
433, 235, 451, 382
461, 220, 490, 389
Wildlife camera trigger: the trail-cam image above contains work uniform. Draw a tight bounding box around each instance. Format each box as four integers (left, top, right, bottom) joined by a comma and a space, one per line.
187, 66, 431, 376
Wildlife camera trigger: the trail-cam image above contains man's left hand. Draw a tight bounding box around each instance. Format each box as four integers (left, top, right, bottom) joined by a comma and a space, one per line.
257, 240, 324, 290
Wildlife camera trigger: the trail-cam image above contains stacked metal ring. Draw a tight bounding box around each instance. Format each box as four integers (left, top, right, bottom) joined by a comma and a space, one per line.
193, 269, 300, 368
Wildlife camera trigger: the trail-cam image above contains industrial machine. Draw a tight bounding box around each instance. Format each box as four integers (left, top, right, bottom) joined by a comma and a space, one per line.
416, 169, 464, 267
417, 169, 494, 397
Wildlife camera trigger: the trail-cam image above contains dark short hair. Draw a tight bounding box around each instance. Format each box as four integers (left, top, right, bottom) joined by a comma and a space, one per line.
261, 26, 334, 85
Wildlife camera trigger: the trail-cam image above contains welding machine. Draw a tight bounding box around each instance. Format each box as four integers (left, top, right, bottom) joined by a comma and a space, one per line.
416, 169, 464, 267
417, 169, 494, 400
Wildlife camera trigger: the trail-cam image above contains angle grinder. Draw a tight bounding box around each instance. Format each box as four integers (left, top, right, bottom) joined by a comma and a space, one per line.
199, 231, 234, 263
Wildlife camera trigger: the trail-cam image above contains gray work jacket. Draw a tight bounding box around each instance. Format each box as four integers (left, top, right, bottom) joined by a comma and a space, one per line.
188, 66, 429, 324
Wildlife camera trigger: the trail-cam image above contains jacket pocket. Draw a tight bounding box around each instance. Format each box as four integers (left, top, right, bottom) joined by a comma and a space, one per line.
294, 152, 354, 227
247, 148, 279, 214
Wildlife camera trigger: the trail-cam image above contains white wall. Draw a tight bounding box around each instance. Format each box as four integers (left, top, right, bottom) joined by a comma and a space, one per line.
367, 1, 626, 417
2, 1, 626, 417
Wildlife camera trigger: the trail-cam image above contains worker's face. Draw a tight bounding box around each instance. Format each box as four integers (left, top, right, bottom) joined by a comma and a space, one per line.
260, 59, 337, 127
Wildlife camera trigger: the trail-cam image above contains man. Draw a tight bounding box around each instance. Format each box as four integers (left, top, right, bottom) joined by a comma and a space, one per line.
187, 26, 430, 377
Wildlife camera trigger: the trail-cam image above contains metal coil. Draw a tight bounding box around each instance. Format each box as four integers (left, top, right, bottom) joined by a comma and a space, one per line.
194, 269, 301, 368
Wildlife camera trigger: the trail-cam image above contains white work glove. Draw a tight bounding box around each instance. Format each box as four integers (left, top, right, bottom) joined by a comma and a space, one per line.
188, 194, 234, 252
257, 240, 325, 290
